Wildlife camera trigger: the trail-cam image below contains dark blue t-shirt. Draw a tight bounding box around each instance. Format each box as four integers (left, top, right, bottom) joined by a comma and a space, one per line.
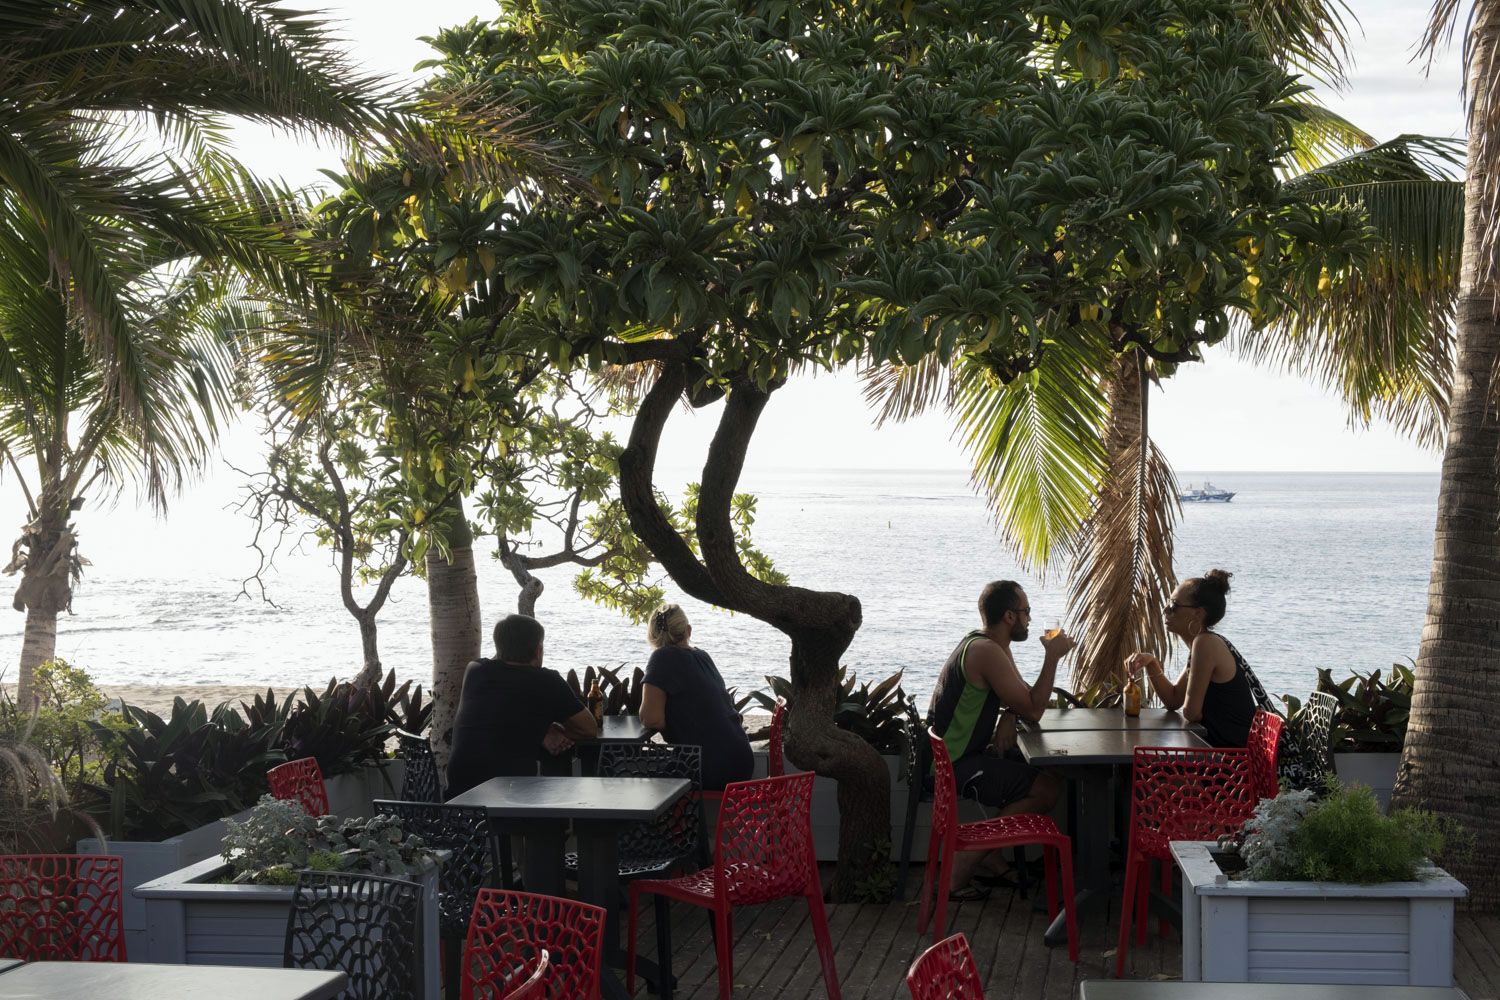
644, 645, 754, 791
446, 659, 584, 795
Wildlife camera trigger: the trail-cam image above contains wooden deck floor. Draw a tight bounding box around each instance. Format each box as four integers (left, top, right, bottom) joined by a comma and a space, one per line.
630, 871, 1500, 999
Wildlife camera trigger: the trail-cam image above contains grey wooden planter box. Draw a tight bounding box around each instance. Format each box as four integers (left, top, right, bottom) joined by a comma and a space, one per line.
1172, 840, 1467, 986
135, 853, 440, 999
1334, 752, 1401, 812
79, 760, 403, 960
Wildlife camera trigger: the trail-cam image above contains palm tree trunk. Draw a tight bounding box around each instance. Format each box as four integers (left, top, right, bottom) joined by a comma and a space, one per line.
425, 497, 482, 767
1068, 353, 1178, 693
9, 485, 78, 705
1392, 30, 1500, 905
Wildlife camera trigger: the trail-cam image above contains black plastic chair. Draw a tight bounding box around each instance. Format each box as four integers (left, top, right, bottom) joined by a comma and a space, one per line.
395, 730, 443, 804
1297, 690, 1339, 788
373, 800, 495, 999
283, 870, 424, 1000
568, 742, 702, 999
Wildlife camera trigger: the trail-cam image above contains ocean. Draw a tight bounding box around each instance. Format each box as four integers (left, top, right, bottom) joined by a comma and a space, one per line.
0, 470, 1438, 707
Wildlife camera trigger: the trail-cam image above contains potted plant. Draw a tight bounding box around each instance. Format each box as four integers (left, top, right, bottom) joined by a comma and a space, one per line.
135, 796, 442, 998
1173, 782, 1466, 986
1283, 664, 1411, 810
77, 671, 427, 957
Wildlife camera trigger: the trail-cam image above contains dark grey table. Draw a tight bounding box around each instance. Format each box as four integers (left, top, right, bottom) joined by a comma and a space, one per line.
1079, 983, 1469, 1000
447, 775, 690, 1000
1025, 707, 1200, 732
0, 962, 346, 1000
1019, 727, 1210, 947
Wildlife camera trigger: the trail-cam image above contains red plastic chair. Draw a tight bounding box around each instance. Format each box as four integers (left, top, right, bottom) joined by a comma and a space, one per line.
500, 949, 549, 1000
462, 890, 604, 1000
767, 699, 785, 777
0, 854, 126, 961
1115, 746, 1258, 977
906, 932, 985, 999
1248, 708, 1283, 800
267, 756, 330, 817
918, 730, 1079, 960
626, 772, 841, 1000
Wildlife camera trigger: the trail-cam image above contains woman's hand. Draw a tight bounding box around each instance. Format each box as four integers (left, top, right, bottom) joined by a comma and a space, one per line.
1127, 651, 1161, 676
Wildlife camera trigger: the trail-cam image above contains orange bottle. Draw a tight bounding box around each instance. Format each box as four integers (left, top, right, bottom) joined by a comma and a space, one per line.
1124, 670, 1142, 718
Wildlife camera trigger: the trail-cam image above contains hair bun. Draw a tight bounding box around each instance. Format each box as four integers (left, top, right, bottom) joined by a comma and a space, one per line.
1202, 568, 1233, 595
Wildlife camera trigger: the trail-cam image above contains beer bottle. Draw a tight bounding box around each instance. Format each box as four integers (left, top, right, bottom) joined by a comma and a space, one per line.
1124, 669, 1142, 718
587, 675, 605, 728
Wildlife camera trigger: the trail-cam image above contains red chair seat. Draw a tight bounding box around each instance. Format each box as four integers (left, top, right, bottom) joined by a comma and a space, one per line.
953, 812, 1068, 851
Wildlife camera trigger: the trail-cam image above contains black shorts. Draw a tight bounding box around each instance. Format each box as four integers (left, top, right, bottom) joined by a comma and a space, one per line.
951, 749, 1041, 810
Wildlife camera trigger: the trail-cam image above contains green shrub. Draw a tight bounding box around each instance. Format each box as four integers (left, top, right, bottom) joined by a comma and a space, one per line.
1234, 782, 1444, 884
753, 667, 912, 756
221, 795, 431, 885
1280, 663, 1413, 753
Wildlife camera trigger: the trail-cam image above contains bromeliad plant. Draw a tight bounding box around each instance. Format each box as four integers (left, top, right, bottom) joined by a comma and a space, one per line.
754, 668, 912, 757
221, 795, 432, 886
565, 664, 645, 717
1280, 663, 1413, 754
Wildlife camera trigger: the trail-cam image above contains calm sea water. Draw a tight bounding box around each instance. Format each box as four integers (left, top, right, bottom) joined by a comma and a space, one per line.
0, 470, 1438, 706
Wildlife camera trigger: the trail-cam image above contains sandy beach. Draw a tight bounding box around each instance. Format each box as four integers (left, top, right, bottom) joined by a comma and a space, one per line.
6, 683, 286, 717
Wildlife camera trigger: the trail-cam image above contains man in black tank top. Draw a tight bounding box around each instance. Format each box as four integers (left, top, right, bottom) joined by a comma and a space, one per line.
927, 581, 1075, 896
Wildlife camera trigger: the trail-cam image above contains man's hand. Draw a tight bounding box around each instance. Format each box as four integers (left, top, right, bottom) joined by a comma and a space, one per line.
1040, 629, 1077, 658
990, 711, 1018, 753
543, 723, 574, 756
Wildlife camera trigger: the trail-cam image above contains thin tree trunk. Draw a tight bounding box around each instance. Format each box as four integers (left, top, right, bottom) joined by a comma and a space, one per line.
425, 497, 482, 769
1392, 30, 1500, 906
498, 540, 545, 617
354, 615, 382, 687
618, 364, 891, 899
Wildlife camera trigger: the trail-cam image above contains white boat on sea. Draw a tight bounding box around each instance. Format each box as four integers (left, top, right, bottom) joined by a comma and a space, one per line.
1178, 481, 1236, 503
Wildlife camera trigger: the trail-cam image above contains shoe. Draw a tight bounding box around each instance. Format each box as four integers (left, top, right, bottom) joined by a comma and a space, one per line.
948, 882, 992, 902
974, 871, 1022, 890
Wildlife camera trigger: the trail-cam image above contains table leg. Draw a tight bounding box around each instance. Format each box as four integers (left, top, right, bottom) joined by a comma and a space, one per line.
1046, 767, 1112, 947
575, 822, 675, 1000
505, 820, 566, 896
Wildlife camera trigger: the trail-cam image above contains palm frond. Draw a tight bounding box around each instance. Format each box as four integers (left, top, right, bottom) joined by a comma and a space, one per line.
859, 355, 952, 426
1246, 0, 1356, 86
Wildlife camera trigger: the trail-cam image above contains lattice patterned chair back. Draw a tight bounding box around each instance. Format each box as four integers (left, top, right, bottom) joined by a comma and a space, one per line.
283, 870, 424, 1000
0, 854, 125, 961
1248, 709, 1284, 800
502, 949, 549, 1000
374, 800, 494, 939
1300, 690, 1339, 787
713, 772, 817, 906
268, 756, 330, 817
396, 730, 443, 803
768, 699, 786, 777
926, 729, 959, 854
462, 889, 605, 1000
600, 742, 703, 867
1129, 747, 1257, 860
906, 933, 985, 1000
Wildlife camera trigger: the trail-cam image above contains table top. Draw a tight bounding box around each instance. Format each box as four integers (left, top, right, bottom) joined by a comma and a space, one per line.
447, 775, 690, 822
0, 962, 346, 1000
1079, 982, 1468, 1000
1025, 707, 1199, 732
580, 715, 651, 744
1018, 727, 1209, 766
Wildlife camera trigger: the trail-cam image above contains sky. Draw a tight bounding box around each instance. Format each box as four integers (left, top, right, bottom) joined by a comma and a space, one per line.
215, 0, 1468, 476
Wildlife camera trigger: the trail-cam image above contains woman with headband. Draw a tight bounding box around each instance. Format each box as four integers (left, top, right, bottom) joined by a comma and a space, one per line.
639, 602, 754, 790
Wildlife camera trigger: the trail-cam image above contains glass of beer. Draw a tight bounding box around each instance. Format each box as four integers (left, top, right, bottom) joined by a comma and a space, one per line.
1043, 619, 1063, 641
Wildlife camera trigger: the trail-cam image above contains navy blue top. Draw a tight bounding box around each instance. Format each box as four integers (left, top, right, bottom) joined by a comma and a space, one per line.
446, 659, 584, 795
644, 645, 754, 791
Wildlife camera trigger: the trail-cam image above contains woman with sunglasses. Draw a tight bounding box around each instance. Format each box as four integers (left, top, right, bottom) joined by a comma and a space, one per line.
1128, 568, 1265, 747
639, 601, 754, 790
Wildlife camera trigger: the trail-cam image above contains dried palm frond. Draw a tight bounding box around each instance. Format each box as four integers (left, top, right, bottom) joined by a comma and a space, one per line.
1066, 356, 1180, 692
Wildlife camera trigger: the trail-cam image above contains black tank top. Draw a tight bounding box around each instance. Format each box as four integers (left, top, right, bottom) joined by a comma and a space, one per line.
1198, 634, 1256, 747
928, 631, 1002, 761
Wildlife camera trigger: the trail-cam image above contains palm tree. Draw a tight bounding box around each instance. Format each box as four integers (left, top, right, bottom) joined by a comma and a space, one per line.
1386, 0, 1500, 910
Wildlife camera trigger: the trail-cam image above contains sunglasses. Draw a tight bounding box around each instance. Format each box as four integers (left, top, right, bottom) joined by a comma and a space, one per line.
1011, 606, 1031, 616
1164, 600, 1198, 612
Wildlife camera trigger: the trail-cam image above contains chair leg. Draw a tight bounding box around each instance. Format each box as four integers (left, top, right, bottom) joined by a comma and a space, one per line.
807, 890, 843, 1000
713, 908, 734, 1000
1043, 845, 1059, 920
1058, 844, 1080, 963
654, 893, 674, 999
931, 846, 952, 944
1012, 846, 1030, 900
628, 885, 643, 995
1115, 855, 1138, 977
916, 835, 939, 935
896, 788, 922, 902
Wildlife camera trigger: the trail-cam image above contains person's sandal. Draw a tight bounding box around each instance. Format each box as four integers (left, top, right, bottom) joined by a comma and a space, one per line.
948, 882, 992, 902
